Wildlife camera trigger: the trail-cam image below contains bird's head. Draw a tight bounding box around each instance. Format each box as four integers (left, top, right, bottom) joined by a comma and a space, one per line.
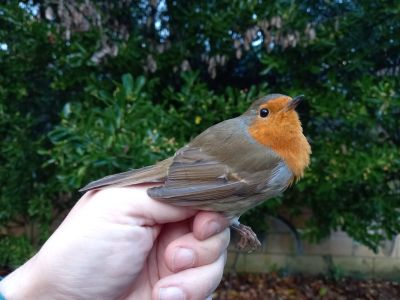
245, 94, 311, 178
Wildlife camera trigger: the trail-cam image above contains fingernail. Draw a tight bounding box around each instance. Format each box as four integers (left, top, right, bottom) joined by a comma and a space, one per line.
174, 247, 195, 270
159, 287, 186, 300
204, 220, 222, 239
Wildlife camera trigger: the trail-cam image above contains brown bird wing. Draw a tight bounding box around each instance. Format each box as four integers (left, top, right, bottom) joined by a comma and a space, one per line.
147, 146, 248, 204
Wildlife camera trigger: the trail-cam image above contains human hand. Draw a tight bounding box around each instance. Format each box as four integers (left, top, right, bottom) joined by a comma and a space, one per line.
0, 186, 230, 300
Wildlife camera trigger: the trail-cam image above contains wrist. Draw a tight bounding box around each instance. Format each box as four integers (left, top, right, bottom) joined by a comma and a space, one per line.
0, 256, 48, 300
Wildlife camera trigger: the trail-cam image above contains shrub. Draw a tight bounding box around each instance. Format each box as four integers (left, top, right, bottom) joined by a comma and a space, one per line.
0, 0, 399, 266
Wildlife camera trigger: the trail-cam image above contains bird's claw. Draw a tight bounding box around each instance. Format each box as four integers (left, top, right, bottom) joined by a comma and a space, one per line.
231, 223, 261, 252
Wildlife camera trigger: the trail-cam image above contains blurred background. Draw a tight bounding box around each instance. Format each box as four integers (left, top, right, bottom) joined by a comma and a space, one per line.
0, 0, 399, 298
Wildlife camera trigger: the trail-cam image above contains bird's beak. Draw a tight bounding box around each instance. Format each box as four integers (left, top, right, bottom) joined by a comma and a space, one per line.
286, 95, 304, 111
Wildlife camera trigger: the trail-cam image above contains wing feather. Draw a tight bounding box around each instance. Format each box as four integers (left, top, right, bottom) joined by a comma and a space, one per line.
148, 181, 244, 203
147, 146, 245, 202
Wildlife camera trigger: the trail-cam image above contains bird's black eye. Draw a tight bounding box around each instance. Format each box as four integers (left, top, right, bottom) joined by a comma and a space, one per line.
259, 108, 269, 118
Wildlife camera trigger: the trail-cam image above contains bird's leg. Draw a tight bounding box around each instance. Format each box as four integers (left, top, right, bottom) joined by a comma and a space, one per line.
230, 221, 261, 251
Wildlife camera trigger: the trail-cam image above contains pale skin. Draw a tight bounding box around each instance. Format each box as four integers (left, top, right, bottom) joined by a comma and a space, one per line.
0, 186, 230, 300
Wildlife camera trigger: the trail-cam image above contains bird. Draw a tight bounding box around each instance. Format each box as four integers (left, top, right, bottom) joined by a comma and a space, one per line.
80, 94, 311, 249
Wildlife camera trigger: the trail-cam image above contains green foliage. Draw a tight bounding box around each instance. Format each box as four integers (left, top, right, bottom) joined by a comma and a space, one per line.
44, 74, 173, 190
0, 236, 34, 268
0, 0, 399, 266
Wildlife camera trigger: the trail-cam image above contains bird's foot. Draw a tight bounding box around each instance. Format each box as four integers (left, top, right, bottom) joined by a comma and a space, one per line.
231, 223, 261, 252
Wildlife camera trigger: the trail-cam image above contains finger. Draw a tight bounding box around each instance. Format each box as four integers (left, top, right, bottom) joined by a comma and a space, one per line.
164, 227, 230, 272
192, 211, 230, 240
153, 252, 227, 300
156, 220, 192, 277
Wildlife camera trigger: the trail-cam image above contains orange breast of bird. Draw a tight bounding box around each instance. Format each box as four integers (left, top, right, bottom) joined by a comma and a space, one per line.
248, 96, 311, 179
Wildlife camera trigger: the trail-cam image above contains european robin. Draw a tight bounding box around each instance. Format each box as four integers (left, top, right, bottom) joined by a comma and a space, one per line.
81, 94, 311, 249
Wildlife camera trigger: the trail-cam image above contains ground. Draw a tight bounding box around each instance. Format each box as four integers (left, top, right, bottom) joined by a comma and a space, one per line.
213, 273, 400, 300
2, 268, 400, 299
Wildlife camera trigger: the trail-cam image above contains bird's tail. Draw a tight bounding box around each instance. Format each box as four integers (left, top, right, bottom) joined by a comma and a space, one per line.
79, 158, 172, 192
